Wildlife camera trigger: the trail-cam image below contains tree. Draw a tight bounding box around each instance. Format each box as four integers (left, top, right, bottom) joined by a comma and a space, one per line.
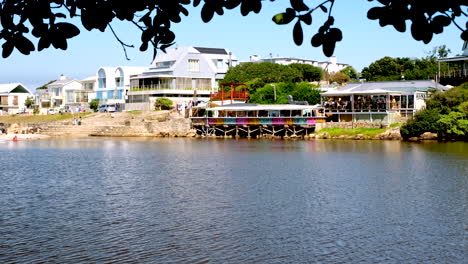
36, 80, 56, 90
288, 63, 322, 82
328, 71, 349, 84
89, 99, 100, 112
24, 97, 34, 108
361, 55, 441, 81
249, 82, 321, 105
0, 1, 465, 59
222, 62, 301, 92
155, 97, 173, 110
428, 45, 452, 58
339, 66, 358, 79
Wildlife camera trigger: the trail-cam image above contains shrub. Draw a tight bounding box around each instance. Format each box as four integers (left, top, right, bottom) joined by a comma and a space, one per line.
155, 97, 173, 110
400, 109, 440, 138
89, 99, 100, 112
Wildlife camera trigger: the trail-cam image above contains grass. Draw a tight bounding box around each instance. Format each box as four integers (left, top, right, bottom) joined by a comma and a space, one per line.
318, 127, 387, 137
0, 112, 91, 124
127, 110, 142, 114
389, 122, 402, 128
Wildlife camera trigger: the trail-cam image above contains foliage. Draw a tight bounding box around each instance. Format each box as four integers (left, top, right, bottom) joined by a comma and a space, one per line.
317, 127, 386, 137
401, 83, 468, 140
340, 66, 358, 79
400, 109, 441, 138
155, 97, 173, 110
361, 56, 441, 81
89, 99, 100, 112
328, 71, 350, 84
36, 80, 56, 90
0, 1, 465, 59
428, 45, 452, 58
288, 63, 322, 82
249, 82, 321, 105
24, 97, 34, 108
222, 62, 301, 92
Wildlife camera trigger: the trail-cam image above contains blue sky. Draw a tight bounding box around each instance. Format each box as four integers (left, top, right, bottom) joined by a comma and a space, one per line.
0, 1, 463, 90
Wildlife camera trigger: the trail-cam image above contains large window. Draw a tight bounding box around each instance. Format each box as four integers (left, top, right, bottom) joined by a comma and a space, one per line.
188, 59, 200, 72
107, 91, 114, 99
96, 91, 104, 100
98, 69, 106, 88
115, 68, 124, 87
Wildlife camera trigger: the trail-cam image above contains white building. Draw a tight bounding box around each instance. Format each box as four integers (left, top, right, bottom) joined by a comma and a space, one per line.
95, 66, 146, 103
249, 55, 349, 73
46, 75, 85, 108
127, 46, 238, 110
0, 83, 34, 114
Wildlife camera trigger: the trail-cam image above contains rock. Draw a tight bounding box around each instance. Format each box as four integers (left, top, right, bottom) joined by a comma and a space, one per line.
420, 132, 438, 140
408, 137, 419, 142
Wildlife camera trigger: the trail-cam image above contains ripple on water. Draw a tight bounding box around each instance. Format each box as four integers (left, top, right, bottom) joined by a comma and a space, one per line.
0, 139, 466, 263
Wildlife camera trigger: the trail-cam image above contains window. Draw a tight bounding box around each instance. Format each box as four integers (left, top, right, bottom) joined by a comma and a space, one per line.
217, 59, 223, 68
96, 91, 104, 100
117, 90, 124, 99
98, 69, 106, 88
107, 91, 114, 99
188, 59, 200, 72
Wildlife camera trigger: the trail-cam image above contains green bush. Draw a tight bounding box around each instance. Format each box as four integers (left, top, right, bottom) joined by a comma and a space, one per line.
155, 97, 173, 110
400, 109, 441, 138
89, 99, 100, 112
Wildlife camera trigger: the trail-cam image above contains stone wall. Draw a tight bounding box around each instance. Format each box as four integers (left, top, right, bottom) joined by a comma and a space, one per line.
315, 121, 387, 132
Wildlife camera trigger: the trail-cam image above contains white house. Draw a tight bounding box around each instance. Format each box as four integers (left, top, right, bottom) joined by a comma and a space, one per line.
0, 83, 34, 114
95, 66, 146, 103
46, 75, 85, 108
126, 46, 239, 109
249, 55, 348, 73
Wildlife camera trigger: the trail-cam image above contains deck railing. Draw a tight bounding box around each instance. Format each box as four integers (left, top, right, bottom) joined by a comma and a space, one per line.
210, 91, 249, 101
191, 117, 326, 126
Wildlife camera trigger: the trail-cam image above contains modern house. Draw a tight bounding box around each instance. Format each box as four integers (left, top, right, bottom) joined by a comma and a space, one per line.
320, 80, 447, 123
249, 55, 349, 73
81, 74, 98, 102
95, 66, 146, 103
0, 83, 34, 114
436, 41, 468, 86
126, 46, 239, 110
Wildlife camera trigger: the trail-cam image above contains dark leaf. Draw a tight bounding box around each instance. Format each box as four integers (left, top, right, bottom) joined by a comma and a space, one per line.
300, 13, 312, 25
461, 30, 468, 41
140, 41, 148, 52
293, 20, 303, 45
2, 41, 14, 58
319, 5, 327, 13
56, 23, 80, 38
225, 0, 241, 10
322, 40, 335, 57
367, 7, 382, 20
193, 0, 201, 7
52, 37, 67, 50
290, 0, 309, 12
38, 36, 51, 51
328, 28, 342, 41
14, 35, 35, 55
311, 33, 322, 47
55, 13, 67, 18
272, 9, 295, 25
201, 4, 215, 22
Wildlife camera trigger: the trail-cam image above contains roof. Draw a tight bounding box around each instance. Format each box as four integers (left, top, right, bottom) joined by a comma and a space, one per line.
81, 75, 97, 82
321, 80, 447, 96
0, 83, 33, 94
437, 56, 468, 62
48, 79, 81, 87
207, 104, 321, 111
194, 47, 228, 55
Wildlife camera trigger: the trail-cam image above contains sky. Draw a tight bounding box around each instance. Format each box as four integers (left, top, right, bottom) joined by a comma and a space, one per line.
0, 1, 463, 90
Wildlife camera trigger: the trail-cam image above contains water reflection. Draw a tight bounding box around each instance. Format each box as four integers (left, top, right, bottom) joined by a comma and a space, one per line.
0, 139, 466, 263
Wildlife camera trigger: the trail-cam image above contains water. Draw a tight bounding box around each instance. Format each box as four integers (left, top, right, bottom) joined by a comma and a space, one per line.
0, 138, 467, 263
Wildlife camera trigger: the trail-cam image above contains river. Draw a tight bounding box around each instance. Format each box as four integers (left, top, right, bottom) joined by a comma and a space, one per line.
0, 138, 467, 263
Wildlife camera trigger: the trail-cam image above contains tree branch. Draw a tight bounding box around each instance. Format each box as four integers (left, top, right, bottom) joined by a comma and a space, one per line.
108, 23, 134, 60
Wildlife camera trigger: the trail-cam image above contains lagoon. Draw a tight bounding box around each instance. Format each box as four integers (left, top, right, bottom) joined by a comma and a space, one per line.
0, 138, 467, 263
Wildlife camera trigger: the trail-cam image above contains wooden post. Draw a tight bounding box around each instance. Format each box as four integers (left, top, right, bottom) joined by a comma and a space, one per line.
235, 125, 239, 138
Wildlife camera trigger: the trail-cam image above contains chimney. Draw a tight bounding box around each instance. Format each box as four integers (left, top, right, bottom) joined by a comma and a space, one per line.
59, 74, 67, 81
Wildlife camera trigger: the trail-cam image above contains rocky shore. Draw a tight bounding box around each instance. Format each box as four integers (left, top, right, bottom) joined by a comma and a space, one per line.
0, 111, 442, 141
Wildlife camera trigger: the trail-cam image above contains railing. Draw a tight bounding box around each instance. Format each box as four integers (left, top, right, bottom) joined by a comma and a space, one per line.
191, 117, 326, 126
210, 91, 249, 101
130, 86, 213, 91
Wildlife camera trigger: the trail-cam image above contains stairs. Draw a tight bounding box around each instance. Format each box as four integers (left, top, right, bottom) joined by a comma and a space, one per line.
39, 125, 115, 136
